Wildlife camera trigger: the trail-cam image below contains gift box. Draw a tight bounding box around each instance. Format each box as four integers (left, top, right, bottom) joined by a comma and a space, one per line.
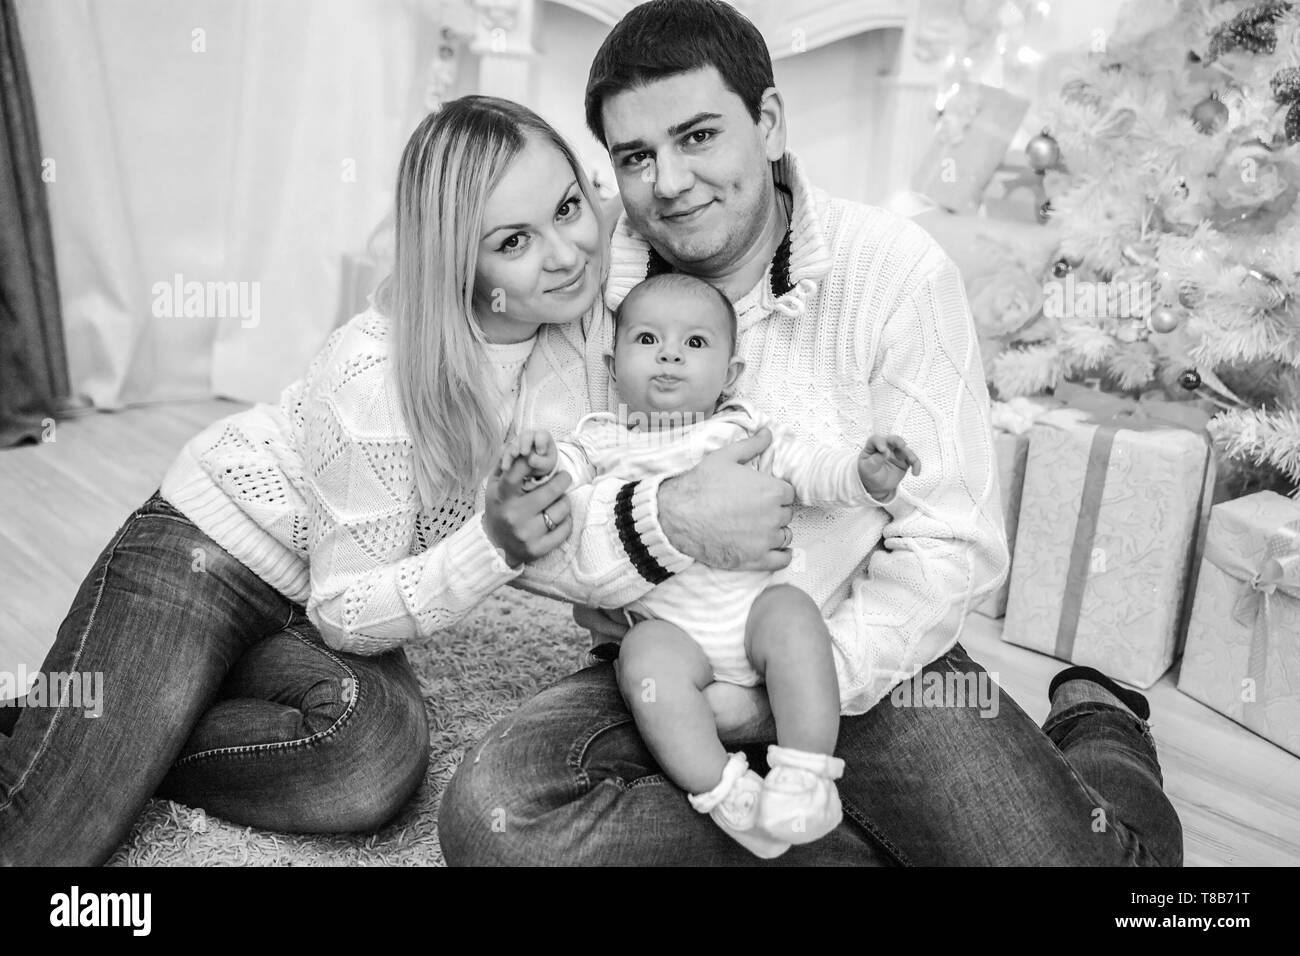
912, 84, 1030, 215
976, 398, 1054, 619
1178, 492, 1300, 756
1001, 395, 1214, 688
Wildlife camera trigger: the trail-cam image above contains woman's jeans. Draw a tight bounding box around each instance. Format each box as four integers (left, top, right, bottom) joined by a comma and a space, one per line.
0, 491, 429, 865
440, 648, 1185, 866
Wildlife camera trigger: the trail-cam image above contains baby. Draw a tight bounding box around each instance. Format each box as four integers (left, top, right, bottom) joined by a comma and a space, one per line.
505, 273, 918, 858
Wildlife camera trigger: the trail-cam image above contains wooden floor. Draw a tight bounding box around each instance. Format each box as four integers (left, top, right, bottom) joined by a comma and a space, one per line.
1, 401, 1297, 866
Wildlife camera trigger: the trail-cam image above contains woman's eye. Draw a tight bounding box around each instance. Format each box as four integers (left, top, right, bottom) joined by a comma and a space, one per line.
636, 332, 657, 345
498, 233, 528, 254
557, 195, 583, 221
687, 335, 706, 348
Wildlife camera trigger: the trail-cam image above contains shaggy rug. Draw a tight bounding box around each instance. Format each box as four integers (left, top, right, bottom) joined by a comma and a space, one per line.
106, 588, 589, 866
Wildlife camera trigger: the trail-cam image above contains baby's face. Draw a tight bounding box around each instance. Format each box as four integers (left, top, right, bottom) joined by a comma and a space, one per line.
608, 284, 737, 421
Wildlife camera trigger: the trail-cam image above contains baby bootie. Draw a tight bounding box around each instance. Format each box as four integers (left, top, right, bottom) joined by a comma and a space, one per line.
758, 744, 845, 845
688, 751, 791, 859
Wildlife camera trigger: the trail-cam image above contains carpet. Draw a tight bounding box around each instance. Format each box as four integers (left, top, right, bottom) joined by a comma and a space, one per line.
106, 587, 589, 866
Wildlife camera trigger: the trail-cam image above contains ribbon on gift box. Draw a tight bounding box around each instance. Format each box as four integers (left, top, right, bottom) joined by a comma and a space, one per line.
1047, 390, 1218, 662
1205, 518, 1300, 722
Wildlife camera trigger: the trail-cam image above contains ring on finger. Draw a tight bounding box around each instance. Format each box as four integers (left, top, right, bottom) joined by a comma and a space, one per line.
542, 508, 557, 533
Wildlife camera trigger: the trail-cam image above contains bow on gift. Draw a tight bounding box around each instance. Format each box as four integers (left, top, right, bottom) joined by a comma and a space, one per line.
1206, 519, 1300, 721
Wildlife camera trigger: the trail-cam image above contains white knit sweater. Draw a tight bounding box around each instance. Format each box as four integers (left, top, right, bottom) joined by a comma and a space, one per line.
516, 153, 1009, 714
161, 310, 539, 654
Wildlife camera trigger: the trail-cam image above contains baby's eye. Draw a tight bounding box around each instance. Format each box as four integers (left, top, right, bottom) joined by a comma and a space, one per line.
636, 332, 657, 345
686, 335, 707, 348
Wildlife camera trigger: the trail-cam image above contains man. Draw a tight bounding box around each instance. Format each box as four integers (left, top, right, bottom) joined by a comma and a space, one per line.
439, 0, 1182, 866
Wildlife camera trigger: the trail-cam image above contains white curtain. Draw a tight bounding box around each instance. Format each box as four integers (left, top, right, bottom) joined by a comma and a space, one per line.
16, 0, 439, 406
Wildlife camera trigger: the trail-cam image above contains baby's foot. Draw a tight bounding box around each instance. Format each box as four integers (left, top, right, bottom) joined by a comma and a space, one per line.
759, 745, 845, 844
689, 752, 791, 859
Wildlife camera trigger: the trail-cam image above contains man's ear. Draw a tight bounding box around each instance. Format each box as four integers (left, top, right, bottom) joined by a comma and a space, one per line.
723, 356, 746, 392
603, 351, 618, 383
756, 87, 787, 162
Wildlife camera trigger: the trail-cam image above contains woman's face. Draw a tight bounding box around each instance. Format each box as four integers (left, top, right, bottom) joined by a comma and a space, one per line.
473, 134, 601, 343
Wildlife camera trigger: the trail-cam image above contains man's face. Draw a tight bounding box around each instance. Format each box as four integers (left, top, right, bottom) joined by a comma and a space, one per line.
601, 66, 784, 275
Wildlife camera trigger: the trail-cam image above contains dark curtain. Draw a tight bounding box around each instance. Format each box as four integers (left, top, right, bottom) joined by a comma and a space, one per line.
0, 0, 69, 447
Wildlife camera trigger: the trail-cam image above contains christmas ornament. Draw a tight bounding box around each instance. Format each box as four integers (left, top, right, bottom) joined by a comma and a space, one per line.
1178, 282, 1204, 308
1191, 92, 1229, 134
1271, 67, 1300, 103
1287, 101, 1300, 143
1179, 369, 1202, 391
1053, 258, 1071, 278
1147, 305, 1184, 334
1244, 266, 1290, 307
1025, 130, 1061, 172
1205, 0, 1289, 62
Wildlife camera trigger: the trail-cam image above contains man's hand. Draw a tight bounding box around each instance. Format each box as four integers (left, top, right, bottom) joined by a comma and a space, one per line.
857, 434, 920, 502
658, 428, 795, 571
704, 682, 776, 746
483, 452, 573, 567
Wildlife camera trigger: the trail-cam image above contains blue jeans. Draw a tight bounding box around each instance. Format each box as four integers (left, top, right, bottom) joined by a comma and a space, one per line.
0, 491, 429, 865
439, 647, 1184, 865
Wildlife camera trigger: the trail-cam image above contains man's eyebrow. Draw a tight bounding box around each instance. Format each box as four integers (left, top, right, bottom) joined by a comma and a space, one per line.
481, 178, 579, 241
608, 112, 723, 156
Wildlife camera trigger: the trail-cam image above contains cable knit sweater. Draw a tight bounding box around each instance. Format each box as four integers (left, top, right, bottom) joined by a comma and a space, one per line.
516, 153, 1010, 715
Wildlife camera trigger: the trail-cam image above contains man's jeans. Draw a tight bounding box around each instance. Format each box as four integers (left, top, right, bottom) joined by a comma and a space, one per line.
440, 647, 1184, 865
0, 491, 429, 865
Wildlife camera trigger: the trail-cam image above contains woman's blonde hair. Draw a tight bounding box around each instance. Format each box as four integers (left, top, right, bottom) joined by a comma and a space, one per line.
375, 95, 603, 510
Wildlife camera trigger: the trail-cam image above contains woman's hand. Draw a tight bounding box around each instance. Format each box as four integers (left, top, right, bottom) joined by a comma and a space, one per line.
483, 452, 573, 567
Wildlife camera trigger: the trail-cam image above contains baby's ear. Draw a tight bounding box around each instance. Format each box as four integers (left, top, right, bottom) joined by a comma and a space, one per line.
722, 356, 746, 392
603, 352, 618, 382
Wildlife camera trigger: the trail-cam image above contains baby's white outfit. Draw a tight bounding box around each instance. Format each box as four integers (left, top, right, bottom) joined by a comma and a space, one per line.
552, 398, 877, 686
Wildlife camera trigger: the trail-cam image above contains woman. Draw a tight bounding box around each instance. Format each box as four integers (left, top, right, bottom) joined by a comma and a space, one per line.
0, 96, 606, 865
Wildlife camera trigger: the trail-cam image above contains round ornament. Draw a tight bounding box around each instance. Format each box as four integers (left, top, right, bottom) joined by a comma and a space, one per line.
1191, 93, 1228, 134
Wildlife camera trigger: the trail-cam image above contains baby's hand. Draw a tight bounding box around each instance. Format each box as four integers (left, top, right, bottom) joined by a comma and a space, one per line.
857, 434, 921, 500
500, 428, 559, 488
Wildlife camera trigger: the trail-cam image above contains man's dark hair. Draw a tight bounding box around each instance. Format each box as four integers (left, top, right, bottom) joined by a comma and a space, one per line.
615, 273, 738, 354
584, 0, 775, 146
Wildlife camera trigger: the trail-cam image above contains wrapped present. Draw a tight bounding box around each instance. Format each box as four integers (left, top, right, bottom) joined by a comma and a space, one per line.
1001, 395, 1215, 688
977, 398, 1056, 619
1178, 492, 1300, 756
912, 84, 1030, 215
